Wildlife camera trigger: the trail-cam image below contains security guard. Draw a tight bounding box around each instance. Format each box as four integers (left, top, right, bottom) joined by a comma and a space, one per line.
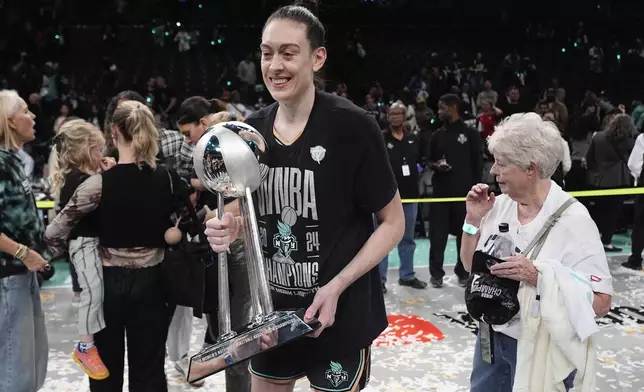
378, 101, 428, 293
428, 94, 483, 288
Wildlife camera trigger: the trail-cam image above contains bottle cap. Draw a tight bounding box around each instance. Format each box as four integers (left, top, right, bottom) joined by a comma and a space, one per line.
499, 222, 509, 233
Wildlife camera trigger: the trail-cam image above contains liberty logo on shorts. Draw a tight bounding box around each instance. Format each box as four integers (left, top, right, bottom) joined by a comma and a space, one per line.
325, 361, 349, 388
272, 206, 298, 265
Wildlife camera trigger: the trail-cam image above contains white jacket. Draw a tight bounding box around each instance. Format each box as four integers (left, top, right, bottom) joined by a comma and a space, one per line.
513, 260, 598, 392
628, 133, 644, 184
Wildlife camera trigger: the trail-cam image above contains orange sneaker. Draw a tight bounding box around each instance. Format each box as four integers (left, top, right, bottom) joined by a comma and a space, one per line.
73, 345, 110, 380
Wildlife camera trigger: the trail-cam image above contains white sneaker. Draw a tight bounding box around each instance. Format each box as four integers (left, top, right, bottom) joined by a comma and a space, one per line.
174, 356, 205, 388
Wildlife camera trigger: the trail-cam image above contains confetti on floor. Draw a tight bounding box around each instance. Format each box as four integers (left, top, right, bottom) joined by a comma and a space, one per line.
40, 254, 644, 391
374, 314, 445, 347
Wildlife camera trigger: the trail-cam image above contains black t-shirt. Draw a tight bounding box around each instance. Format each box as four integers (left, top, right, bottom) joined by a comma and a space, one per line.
155, 86, 176, 114
245, 91, 396, 355
497, 99, 531, 119
98, 164, 174, 248
429, 120, 483, 197
383, 130, 422, 199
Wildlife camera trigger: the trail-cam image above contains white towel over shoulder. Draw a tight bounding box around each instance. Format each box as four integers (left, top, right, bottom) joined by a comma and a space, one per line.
513, 260, 598, 392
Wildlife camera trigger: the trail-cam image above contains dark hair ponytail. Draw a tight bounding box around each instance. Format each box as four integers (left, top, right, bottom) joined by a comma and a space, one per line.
176, 96, 226, 126
265, 0, 325, 50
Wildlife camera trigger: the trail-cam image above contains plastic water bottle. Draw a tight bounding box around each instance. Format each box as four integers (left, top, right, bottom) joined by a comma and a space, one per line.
492, 223, 515, 258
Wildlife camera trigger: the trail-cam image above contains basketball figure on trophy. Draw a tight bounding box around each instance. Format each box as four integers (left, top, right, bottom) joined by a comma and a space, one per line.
272, 207, 298, 265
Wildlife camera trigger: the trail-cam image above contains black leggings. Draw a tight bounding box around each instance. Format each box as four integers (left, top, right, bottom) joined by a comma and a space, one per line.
89, 265, 171, 392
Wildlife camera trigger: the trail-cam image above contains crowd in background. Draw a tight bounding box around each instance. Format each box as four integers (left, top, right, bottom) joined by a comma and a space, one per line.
1, 1, 644, 269
0, 2, 643, 392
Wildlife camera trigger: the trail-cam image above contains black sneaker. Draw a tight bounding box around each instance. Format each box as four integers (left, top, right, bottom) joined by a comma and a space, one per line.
621, 261, 642, 271
381, 282, 387, 294
398, 278, 428, 289
458, 275, 470, 287
604, 244, 622, 252
430, 277, 443, 288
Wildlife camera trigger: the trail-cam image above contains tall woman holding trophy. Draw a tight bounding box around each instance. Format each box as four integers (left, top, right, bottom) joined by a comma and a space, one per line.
205, 1, 405, 391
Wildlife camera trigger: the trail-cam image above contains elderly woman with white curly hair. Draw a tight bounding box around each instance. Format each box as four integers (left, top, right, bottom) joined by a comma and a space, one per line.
460, 113, 613, 391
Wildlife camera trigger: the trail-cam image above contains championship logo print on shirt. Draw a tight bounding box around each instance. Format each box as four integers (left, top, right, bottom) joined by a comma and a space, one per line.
257, 166, 320, 298
273, 207, 298, 264
457, 133, 468, 144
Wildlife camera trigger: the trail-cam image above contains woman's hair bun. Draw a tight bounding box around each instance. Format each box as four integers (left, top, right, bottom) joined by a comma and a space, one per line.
207, 98, 228, 113
293, 0, 319, 15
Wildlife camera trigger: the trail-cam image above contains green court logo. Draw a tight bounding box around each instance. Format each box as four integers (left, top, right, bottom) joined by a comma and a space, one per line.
325, 361, 348, 388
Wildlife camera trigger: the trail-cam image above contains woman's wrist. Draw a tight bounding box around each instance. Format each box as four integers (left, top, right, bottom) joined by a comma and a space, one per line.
527, 267, 539, 287
14, 244, 28, 261
465, 215, 482, 227
0, 234, 24, 258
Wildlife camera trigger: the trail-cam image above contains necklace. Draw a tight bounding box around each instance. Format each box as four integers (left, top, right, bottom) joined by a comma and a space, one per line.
273, 125, 305, 145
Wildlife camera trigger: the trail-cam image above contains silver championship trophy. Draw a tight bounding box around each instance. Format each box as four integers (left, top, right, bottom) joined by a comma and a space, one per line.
188, 121, 320, 383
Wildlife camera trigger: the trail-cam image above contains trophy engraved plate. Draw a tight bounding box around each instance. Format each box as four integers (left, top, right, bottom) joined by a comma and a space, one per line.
188, 309, 318, 383
189, 122, 320, 383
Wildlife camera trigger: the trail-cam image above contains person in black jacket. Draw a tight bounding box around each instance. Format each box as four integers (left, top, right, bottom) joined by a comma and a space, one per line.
378, 101, 428, 293
428, 94, 483, 288
586, 113, 637, 251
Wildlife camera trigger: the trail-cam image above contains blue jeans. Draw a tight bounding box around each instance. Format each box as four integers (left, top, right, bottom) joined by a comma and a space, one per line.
471, 330, 576, 392
378, 203, 418, 283
0, 272, 49, 392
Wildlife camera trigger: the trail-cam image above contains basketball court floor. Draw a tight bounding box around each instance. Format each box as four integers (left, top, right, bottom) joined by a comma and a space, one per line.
40, 235, 644, 391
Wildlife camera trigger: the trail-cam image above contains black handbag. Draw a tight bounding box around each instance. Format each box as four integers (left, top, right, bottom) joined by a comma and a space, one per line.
161, 168, 217, 318
465, 198, 577, 325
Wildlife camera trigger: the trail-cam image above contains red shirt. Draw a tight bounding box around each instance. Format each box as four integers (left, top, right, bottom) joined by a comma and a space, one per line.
477, 112, 498, 139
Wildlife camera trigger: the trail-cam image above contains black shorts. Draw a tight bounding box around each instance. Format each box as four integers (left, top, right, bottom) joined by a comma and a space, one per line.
249, 338, 371, 392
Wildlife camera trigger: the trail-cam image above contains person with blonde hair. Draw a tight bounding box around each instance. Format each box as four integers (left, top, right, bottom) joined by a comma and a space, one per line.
104, 90, 195, 178
46, 100, 181, 391
0, 89, 49, 391
48, 119, 116, 380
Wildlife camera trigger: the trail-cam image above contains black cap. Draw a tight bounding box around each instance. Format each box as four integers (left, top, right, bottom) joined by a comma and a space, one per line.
499, 223, 509, 233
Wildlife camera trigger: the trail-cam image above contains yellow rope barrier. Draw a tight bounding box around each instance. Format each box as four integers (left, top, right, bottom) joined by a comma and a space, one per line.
35, 187, 644, 210
401, 187, 644, 204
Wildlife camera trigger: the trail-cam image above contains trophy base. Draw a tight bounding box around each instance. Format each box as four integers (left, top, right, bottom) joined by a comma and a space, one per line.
187, 309, 320, 383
